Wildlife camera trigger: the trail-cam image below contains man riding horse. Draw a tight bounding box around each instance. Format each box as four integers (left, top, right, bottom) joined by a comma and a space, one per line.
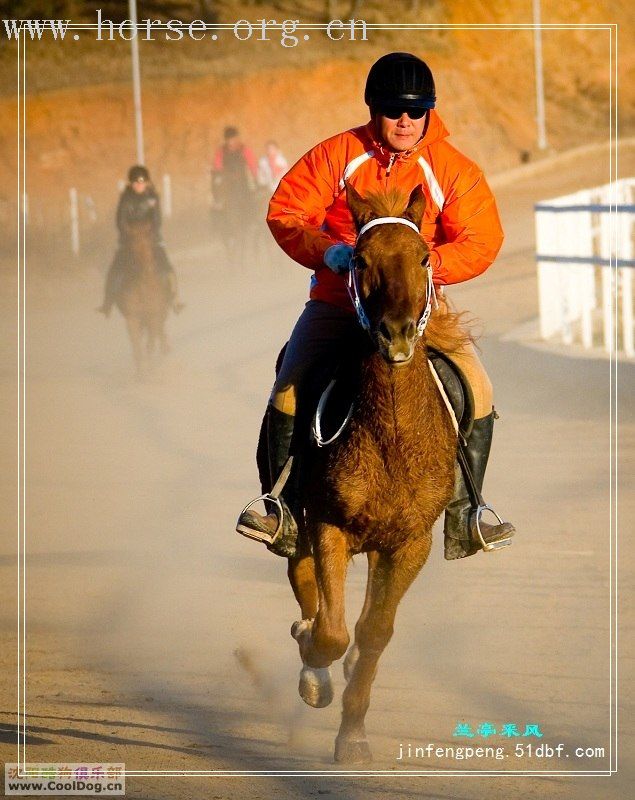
237, 52, 516, 561
98, 165, 184, 316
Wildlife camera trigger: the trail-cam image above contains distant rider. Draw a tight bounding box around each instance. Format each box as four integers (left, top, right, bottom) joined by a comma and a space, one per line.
257, 140, 289, 193
211, 127, 259, 251
97, 165, 184, 316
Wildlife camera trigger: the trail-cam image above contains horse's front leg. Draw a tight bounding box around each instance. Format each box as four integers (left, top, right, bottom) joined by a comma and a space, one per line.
335, 534, 431, 764
158, 321, 170, 355
125, 317, 144, 379
146, 327, 156, 358
287, 550, 318, 622
343, 550, 380, 682
291, 523, 349, 708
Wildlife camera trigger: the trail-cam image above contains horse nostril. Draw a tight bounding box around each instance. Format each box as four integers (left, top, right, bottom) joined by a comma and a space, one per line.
379, 318, 416, 343
379, 320, 391, 341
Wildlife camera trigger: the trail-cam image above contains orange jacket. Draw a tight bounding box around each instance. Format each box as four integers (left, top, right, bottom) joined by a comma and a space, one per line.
267, 112, 504, 309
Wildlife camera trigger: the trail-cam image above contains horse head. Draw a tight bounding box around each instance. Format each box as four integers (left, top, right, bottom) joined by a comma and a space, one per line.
346, 183, 430, 368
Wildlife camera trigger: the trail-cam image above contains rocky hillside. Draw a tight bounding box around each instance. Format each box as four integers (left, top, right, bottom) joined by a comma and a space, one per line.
0, 0, 632, 257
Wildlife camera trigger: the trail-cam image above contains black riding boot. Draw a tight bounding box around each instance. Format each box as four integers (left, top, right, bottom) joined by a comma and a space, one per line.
444, 410, 515, 560
236, 404, 300, 558
97, 263, 122, 317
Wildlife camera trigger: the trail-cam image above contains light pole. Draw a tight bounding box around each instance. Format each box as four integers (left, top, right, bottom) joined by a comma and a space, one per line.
532, 0, 548, 150
129, 0, 145, 163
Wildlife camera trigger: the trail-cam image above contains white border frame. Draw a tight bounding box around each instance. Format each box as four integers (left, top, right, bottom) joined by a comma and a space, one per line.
14, 20, 618, 779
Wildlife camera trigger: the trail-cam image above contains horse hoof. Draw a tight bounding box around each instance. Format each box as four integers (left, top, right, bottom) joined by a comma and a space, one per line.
298, 665, 333, 708
343, 643, 360, 683
334, 735, 372, 764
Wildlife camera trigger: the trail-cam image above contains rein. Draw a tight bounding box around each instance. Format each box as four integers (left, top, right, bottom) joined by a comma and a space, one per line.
346, 216, 436, 337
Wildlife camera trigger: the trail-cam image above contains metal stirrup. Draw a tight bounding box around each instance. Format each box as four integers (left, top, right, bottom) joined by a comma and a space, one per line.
471, 504, 513, 552
456, 443, 513, 553
236, 456, 294, 546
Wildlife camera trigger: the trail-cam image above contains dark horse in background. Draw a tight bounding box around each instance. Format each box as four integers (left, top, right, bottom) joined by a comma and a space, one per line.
284, 185, 470, 763
116, 218, 170, 378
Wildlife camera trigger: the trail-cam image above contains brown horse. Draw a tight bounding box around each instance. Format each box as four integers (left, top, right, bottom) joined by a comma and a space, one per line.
287, 184, 470, 763
115, 219, 170, 377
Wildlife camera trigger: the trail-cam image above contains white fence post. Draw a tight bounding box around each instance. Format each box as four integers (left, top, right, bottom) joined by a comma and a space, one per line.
599, 184, 614, 354
620, 180, 634, 357
69, 187, 79, 256
537, 208, 560, 339
571, 191, 595, 350
623, 269, 634, 358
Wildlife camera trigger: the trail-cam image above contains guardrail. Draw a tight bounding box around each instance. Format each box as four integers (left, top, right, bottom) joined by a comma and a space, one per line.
535, 179, 635, 358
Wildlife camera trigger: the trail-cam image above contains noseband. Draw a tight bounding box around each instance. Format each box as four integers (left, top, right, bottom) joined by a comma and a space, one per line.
346, 216, 435, 337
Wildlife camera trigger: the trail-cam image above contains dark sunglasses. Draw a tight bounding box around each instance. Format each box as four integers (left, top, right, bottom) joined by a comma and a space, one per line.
379, 107, 427, 120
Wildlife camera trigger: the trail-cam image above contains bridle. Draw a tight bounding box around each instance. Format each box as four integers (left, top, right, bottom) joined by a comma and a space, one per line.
346, 216, 436, 338
314, 216, 436, 448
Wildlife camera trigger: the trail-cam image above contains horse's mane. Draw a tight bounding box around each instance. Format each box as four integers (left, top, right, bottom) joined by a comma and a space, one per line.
426, 298, 476, 355
360, 188, 477, 354
363, 188, 412, 218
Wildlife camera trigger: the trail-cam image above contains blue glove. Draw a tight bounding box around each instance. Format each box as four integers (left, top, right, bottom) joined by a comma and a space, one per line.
323, 244, 354, 274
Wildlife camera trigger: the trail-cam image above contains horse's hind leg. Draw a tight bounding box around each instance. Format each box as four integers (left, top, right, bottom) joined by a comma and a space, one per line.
335, 535, 431, 764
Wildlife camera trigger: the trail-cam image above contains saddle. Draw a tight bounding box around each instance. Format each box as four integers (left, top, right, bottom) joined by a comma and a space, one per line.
256, 344, 475, 496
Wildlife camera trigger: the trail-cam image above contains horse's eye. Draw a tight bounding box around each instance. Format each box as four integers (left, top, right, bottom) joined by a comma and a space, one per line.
355, 254, 367, 271
421, 255, 430, 268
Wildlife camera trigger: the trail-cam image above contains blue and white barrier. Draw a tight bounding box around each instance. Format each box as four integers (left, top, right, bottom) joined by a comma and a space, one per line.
535, 179, 635, 358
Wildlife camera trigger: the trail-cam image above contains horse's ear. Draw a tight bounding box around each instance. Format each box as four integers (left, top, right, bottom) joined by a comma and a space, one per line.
346, 182, 374, 231
403, 185, 426, 228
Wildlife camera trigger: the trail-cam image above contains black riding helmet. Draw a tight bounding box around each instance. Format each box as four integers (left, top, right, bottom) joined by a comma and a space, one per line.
128, 164, 150, 183
365, 52, 436, 113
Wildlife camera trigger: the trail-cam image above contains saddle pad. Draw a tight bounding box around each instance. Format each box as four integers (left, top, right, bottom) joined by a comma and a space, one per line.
427, 347, 475, 438
428, 360, 459, 434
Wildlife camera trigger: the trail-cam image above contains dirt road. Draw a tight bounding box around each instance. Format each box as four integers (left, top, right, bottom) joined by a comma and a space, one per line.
1, 144, 634, 799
